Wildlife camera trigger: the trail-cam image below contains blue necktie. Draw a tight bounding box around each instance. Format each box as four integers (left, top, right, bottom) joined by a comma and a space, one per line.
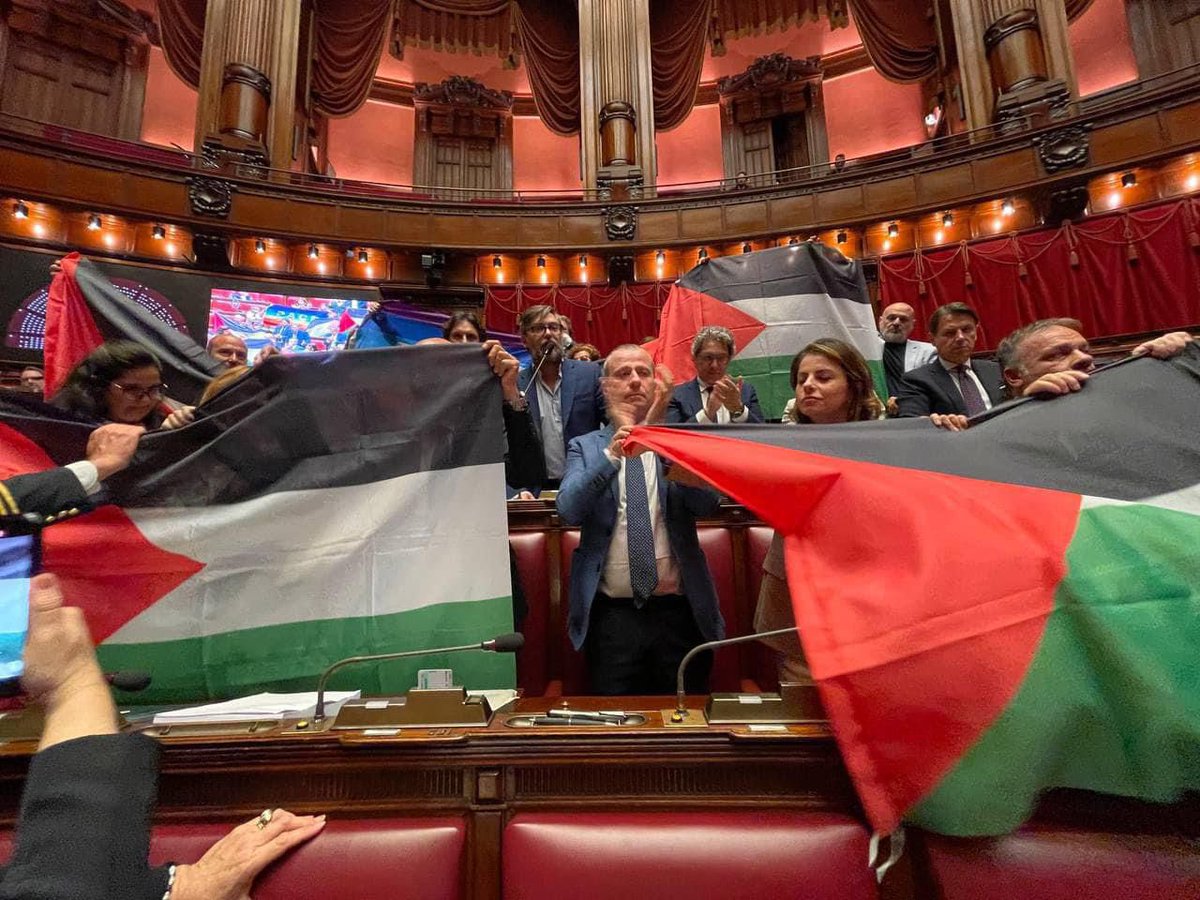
625, 455, 659, 605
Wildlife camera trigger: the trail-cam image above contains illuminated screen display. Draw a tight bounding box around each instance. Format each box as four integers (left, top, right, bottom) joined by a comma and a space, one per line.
208, 289, 370, 363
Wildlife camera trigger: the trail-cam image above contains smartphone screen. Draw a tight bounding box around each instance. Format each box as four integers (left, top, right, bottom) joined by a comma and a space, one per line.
0, 517, 39, 686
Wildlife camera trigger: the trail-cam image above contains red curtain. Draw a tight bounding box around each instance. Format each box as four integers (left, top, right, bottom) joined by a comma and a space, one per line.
156, 0, 207, 88
157, 0, 391, 119
845, 0, 939, 83
512, 0, 580, 136
392, 0, 517, 66
485, 284, 673, 355
650, 0, 713, 132
879, 199, 1200, 349
311, 0, 395, 118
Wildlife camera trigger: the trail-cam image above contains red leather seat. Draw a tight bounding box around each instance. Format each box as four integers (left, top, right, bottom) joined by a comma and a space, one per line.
510, 531, 550, 695
697, 526, 740, 692
501, 811, 877, 900
555, 529, 589, 695
745, 525, 781, 691
148, 816, 465, 900
914, 826, 1200, 900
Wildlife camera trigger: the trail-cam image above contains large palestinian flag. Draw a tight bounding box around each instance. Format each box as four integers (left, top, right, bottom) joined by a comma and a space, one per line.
0, 346, 516, 702
652, 243, 883, 418
630, 346, 1200, 836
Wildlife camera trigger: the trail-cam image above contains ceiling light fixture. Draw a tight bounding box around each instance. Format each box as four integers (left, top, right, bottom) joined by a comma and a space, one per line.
87, 214, 101, 231
579, 254, 588, 268
308, 243, 319, 259
492, 254, 502, 269
942, 212, 954, 227
152, 224, 165, 240
13, 201, 28, 220
887, 222, 899, 238
536, 254, 546, 268
742, 242, 751, 254
255, 238, 266, 254
1121, 171, 1137, 189
358, 248, 368, 263
1001, 199, 1015, 216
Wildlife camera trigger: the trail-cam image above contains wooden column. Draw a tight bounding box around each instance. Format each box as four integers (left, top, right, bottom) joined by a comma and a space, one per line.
949, 0, 1076, 131
578, 0, 656, 196
193, 0, 304, 170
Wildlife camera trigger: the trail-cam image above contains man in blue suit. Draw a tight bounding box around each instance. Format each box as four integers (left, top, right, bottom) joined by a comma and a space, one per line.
665, 326, 764, 424
514, 305, 606, 492
557, 344, 724, 695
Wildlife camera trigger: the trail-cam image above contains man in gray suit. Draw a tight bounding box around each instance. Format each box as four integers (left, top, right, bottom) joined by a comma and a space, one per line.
557, 345, 724, 695
878, 302, 937, 412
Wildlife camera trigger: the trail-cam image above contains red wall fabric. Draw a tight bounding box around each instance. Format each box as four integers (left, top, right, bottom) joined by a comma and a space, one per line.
879, 200, 1200, 348
485, 284, 672, 355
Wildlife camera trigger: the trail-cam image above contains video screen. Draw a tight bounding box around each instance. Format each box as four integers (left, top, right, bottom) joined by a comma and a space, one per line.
0, 531, 34, 681
208, 289, 372, 364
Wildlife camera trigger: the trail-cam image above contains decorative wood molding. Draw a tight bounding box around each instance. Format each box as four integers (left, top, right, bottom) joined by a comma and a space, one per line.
414, 75, 513, 111
1032, 123, 1091, 173
186, 176, 234, 218
603, 205, 638, 240
717, 52, 823, 97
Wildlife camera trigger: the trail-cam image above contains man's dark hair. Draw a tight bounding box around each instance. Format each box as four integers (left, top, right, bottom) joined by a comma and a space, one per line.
53, 340, 164, 426
442, 311, 485, 342
928, 302, 979, 336
518, 304, 557, 334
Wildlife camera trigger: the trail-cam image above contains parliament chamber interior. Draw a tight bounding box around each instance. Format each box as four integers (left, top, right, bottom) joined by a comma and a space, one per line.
0, 0, 1199, 898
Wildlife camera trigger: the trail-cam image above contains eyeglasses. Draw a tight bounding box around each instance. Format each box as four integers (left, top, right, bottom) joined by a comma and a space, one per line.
110, 382, 166, 401
525, 323, 563, 335
696, 353, 730, 365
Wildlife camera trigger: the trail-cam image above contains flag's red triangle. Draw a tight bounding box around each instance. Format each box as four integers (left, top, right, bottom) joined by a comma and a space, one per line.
0, 424, 204, 642
43, 253, 104, 398
651, 286, 767, 383
629, 426, 1080, 833
337, 310, 356, 333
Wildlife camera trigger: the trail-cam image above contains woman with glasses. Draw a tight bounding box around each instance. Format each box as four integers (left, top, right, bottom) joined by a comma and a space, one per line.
54, 340, 169, 429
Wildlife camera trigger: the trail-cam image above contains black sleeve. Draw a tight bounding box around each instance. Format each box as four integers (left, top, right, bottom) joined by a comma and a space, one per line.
0, 469, 91, 520
0, 734, 166, 900
502, 403, 546, 493
895, 372, 933, 418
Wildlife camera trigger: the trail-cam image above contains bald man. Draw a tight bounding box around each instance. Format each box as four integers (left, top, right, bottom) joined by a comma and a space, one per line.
878, 302, 937, 408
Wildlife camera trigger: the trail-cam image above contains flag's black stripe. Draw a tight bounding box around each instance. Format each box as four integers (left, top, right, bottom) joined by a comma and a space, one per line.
678, 243, 871, 305
670, 345, 1200, 502
3, 346, 505, 508
76, 258, 222, 405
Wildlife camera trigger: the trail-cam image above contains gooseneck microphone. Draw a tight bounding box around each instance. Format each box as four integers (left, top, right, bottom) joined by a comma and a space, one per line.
674, 627, 800, 719
104, 671, 152, 692
518, 339, 559, 401
313, 632, 525, 722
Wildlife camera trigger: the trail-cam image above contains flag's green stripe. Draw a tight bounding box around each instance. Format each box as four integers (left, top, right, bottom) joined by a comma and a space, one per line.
99, 595, 516, 704
729, 354, 887, 420
908, 503, 1200, 835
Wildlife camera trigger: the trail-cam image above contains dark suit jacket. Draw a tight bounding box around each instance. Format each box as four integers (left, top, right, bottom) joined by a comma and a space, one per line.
0, 468, 91, 522
556, 426, 725, 651
502, 402, 546, 496
0, 733, 168, 900
516, 358, 606, 485
664, 378, 765, 424
896, 358, 1004, 417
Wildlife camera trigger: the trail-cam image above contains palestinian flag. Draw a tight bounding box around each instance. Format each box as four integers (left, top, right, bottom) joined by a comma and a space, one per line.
45, 253, 220, 403
0, 346, 515, 702
630, 346, 1200, 836
651, 243, 883, 418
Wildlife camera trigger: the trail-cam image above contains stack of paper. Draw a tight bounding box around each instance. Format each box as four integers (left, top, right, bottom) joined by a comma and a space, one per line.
152, 691, 359, 726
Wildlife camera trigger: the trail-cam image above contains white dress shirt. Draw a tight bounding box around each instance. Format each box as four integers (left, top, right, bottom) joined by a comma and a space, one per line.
598, 450, 681, 598
695, 379, 751, 424
534, 373, 565, 479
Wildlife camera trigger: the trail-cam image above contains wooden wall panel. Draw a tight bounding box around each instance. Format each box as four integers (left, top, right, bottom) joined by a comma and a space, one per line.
1088, 117, 1165, 165
914, 164, 978, 206
812, 186, 864, 222
515, 215, 563, 246
863, 178, 919, 216
678, 205, 724, 239
636, 211, 681, 242
971, 151, 1039, 192
1161, 106, 1200, 147
721, 200, 769, 234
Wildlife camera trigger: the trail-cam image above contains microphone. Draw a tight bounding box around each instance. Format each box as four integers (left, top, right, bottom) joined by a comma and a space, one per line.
313, 632, 524, 722
518, 340, 557, 400
674, 627, 799, 720
104, 671, 152, 692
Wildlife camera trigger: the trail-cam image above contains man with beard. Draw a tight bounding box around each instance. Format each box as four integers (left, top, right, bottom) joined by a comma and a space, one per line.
877, 302, 936, 410
514, 305, 605, 492
557, 345, 723, 695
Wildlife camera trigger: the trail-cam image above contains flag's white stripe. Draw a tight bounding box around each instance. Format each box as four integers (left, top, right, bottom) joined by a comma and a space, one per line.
1081, 484, 1200, 517
728, 294, 880, 362
106, 463, 511, 645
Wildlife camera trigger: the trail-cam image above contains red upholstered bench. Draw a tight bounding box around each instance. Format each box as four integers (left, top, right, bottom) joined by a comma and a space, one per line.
510, 530, 551, 696
912, 826, 1200, 900
149, 816, 465, 900
501, 811, 877, 900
